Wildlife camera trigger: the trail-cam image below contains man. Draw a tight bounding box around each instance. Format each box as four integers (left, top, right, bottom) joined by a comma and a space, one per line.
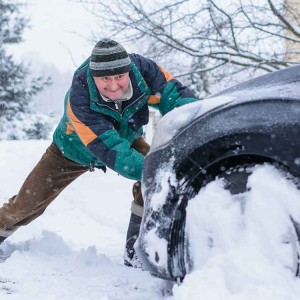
0, 39, 198, 266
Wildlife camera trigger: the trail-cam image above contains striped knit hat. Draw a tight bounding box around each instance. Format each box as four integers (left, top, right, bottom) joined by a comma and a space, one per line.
89, 39, 131, 77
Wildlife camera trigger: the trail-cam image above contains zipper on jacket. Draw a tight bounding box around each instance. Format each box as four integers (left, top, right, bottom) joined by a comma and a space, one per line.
96, 102, 121, 116
121, 92, 146, 117
95, 92, 146, 119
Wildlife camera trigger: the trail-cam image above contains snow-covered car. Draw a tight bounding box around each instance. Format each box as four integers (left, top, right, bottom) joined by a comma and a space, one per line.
136, 64, 300, 282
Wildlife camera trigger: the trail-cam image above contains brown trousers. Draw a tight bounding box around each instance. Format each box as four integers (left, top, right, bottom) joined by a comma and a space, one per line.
0, 137, 150, 237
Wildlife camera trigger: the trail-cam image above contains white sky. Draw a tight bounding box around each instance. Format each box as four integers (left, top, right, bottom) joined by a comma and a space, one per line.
11, 0, 97, 72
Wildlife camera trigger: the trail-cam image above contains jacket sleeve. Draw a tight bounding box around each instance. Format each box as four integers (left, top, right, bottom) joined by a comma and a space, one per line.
131, 54, 199, 115
68, 73, 144, 181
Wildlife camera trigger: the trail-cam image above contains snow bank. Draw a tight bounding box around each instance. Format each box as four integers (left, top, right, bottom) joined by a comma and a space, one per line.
176, 165, 300, 300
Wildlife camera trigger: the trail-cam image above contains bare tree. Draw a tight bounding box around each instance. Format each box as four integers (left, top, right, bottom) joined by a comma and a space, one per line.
77, 0, 300, 96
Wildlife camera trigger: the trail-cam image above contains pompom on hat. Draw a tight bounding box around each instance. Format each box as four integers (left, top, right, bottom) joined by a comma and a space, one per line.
89, 38, 131, 77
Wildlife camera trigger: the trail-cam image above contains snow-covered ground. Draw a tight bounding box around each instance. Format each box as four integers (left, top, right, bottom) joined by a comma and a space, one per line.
1, 140, 300, 299
0, 141, 165, 299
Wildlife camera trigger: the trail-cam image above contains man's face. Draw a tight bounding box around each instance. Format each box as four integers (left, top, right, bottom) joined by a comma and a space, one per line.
93, 72, 130, 101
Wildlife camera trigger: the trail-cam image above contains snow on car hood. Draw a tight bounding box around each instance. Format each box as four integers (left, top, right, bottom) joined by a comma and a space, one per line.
151, 78, 300, 151
151, 95, 235, 150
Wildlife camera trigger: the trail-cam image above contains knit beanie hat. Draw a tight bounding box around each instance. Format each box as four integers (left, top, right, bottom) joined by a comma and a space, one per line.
89, 38, 131, 77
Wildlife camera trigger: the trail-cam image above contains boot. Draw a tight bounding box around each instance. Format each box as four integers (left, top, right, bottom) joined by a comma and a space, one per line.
124, 181, 144, 267
124, 139, 149, 267
124, 212, 142, 267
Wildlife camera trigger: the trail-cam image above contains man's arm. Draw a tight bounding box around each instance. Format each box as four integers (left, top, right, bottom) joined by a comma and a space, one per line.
131, 53, 199, 115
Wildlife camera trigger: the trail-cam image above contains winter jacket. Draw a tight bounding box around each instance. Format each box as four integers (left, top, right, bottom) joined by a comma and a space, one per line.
53, 53, 198, 181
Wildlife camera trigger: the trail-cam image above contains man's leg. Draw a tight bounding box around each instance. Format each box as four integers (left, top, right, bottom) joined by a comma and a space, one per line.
131, 136, 150, 156
124, 181, 144, 266
0, 143, 88, 242
124, 136, 150, 267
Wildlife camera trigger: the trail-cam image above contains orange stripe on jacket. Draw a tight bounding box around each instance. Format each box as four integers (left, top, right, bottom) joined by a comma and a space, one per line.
158, 65, 174, 81
66, 122, 75, 134
67, 98, 97, 146
147, 66, 174, 105
148, 95, 161, 104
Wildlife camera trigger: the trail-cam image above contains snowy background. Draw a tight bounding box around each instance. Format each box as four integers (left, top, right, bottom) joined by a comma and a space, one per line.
1, 141, 300, 299
2, 0, 300, 299
8, 0, 99, 117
